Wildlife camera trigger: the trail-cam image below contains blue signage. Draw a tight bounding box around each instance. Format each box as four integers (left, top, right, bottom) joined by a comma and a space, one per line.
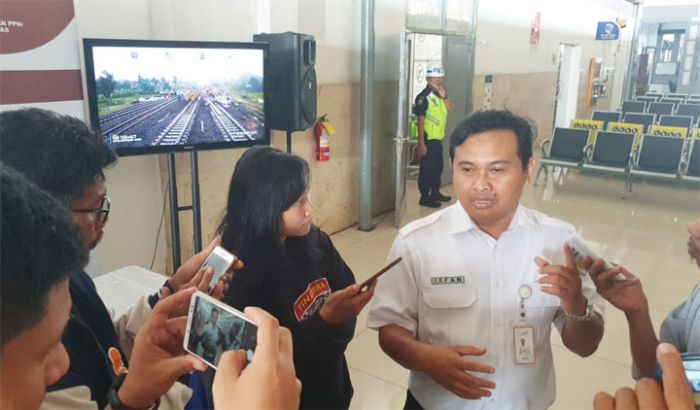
596, 21, 620, 40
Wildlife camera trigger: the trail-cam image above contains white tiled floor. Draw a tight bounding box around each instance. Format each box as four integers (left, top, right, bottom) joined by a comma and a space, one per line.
334, 168, 699, 409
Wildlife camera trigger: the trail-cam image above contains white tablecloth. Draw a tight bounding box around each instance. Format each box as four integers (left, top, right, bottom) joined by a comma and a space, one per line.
93, 265, 166, 317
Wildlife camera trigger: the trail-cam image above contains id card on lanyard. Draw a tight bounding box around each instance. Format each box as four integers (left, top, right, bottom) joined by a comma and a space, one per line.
514, 284, 536, 365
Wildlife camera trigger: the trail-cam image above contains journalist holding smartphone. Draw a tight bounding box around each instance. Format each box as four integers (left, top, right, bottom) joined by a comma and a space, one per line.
588, 219, 700, 408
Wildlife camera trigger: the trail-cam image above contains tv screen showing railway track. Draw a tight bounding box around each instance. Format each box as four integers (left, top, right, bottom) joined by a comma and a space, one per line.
84, 39, 269, 156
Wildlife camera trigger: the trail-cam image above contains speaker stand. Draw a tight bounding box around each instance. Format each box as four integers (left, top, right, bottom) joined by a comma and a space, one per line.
166, 151, 203, 270
286, 130, 293, 153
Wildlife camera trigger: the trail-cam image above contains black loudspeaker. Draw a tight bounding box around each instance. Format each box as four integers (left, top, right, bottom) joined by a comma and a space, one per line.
254, 32, 317, 132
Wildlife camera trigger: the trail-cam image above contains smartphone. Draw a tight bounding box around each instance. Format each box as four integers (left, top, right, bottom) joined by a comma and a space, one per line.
567, 235, 624, 280
656, 352, 700, 408
201, 245, 237, 293
359, 257, 402, 290
184, 291, 257, 369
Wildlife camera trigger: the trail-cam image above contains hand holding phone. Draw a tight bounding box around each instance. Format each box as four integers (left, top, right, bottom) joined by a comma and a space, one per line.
213, 307, 301, 409
567, 235, 624, 281
656, 350, 700, 408
200, 246, 237, 294
184, 291, 257, 369
119, 288, 207, 408
359, 257, 402, 290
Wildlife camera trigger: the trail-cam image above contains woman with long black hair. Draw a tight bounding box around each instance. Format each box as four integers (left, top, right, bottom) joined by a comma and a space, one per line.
218, 146, 375, 409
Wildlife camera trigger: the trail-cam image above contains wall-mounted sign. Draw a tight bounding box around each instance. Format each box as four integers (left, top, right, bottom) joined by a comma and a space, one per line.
596, 21, 620, 41
530, 12, 541, 45
0, 0, 83, 115
483, 75, 493, 110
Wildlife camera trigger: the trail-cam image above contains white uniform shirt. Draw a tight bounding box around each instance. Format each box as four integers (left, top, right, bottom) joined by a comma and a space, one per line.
201, 322, 222, 351
367, 203, 604, 409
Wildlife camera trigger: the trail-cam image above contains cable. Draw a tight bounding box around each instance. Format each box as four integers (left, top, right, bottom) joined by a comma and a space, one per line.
149, 182, 170, 271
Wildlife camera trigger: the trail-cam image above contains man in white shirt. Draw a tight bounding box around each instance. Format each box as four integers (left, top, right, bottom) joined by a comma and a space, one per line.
200, 308, 224, 364
368, 110, 605, 409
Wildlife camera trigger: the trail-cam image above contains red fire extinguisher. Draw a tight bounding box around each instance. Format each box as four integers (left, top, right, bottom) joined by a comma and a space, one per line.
314, 114, 334, 162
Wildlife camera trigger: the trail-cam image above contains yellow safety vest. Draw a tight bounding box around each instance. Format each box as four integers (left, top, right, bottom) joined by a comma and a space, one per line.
424, 94, 448, 141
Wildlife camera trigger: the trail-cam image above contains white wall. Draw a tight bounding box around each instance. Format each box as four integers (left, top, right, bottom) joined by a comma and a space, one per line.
475, 0, 636, 116
475, 0, 635, 75
73, 0, 168, 275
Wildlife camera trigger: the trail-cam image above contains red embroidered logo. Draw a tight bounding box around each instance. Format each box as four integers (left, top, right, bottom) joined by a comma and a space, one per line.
108, 347, 127, 375
293, 278, 331, 321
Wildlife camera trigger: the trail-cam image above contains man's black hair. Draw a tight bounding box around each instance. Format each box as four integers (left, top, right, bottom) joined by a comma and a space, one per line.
0, 108, 117, 205
449, 110, 535, 170
0, 164, 88, 349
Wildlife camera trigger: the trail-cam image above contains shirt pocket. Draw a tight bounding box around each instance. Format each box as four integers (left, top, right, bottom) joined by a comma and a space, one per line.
418, 286, 478, 344
524, 291, 560, 336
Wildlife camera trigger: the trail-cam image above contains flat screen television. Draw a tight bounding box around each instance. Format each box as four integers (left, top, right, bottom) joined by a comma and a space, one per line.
84, 39, 269, 156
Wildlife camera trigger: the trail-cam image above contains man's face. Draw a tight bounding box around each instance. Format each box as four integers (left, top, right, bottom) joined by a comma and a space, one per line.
688, 219, 700, 268
452, 129, 534, 237
71, 179, 108, 250
0, 280, 71, 409
210, 310, 218, 326
427, 76, 443, 88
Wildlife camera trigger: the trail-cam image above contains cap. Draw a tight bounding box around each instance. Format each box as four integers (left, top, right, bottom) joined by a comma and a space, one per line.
426, 64, 445, 78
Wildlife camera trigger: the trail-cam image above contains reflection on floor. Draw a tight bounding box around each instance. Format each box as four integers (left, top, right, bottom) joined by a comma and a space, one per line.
335, 169, 699, 410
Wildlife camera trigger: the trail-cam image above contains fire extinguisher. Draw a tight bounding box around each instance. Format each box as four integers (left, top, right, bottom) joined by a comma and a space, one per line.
314, 114, 335, 162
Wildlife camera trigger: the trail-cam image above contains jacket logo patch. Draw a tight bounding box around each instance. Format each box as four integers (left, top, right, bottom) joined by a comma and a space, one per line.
108, 347, 127, 376
431, 276, 465, 285
293, 278, 331, 322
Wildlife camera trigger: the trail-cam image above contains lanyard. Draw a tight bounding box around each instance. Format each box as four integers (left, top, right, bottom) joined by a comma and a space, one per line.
517, 284, 533, 321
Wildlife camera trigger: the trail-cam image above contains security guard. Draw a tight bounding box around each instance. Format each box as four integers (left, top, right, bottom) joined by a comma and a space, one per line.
414, 64, 454, 208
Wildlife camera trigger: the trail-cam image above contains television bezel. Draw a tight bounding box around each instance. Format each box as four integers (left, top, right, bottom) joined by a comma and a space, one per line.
83, 38, 270, 157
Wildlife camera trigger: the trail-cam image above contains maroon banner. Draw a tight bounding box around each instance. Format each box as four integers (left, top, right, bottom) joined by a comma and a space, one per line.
0, 70, 83, 104
0, 0, 75, 55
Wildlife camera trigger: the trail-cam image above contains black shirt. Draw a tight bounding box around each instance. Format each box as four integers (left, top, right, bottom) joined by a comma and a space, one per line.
223, 226, 357, 409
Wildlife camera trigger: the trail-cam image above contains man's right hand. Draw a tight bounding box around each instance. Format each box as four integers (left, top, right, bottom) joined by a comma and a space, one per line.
213, 307, 301, 409
420, 344, 496, 400
118, 288, 207, 409
416, 142, 428, 159
588, 259, 647, 315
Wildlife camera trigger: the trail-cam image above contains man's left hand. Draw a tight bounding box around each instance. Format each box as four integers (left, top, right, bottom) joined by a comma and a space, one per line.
535, 244, 587, 316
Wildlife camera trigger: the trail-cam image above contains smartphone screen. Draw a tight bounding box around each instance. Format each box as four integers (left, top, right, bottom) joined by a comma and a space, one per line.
656, 353, 700, 407
184, 291, 257, 369
201, 246, 236, 293
682, 354, 700, 407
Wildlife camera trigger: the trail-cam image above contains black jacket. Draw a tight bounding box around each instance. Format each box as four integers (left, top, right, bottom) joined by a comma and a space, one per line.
46, 270, 129, 408
224, 226, 357, 409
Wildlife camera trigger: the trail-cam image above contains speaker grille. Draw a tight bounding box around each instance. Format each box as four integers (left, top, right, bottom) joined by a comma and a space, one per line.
301, 67, 317, 124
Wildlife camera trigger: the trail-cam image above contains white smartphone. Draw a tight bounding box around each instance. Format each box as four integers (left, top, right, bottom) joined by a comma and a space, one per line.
184, 291, 257, 369
568, 234, 624, 280
201, 245, 237, 294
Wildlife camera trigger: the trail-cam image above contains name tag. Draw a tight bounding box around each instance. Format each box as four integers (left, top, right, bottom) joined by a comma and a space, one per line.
430, 275, 465, 285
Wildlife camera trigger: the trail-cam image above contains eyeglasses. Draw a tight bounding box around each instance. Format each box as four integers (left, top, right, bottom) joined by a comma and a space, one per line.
72, 196, 110, 224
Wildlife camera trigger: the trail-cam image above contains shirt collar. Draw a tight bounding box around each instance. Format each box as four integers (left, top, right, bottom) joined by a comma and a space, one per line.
447, 202, 537, 235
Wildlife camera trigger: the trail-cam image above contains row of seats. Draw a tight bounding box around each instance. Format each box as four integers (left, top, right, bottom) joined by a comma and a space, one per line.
591, 110, 699, 135
621, 98, 699, 118
638, 92, 700, 102
535, 127, 700, 197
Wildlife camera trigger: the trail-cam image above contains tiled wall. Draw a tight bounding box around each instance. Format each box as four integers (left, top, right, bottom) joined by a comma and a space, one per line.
471, 70, 616, 143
